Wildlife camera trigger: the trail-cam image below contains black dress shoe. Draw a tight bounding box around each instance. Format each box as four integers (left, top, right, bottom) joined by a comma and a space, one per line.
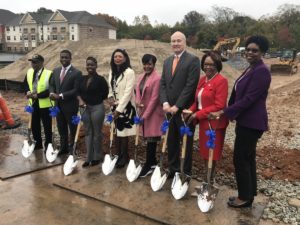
227, 199, 253, 208
167, 171, 175, 179
82, 161, 90, 168
90, 160, 100, 166
58, 150, 69, 155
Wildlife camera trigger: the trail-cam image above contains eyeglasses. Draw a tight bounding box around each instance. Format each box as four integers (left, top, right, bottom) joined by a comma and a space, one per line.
245, 48, 260, 53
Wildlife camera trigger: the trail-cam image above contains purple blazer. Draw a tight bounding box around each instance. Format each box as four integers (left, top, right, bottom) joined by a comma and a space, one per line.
224, 60, 271, 131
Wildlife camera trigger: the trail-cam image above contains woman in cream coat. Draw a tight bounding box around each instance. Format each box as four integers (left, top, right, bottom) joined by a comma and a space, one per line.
108, 48, 136, 168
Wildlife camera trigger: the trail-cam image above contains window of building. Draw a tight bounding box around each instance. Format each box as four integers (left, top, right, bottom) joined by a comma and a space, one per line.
20, 47, 23, 52
7, 47, 11, 51
89, 27, 93, 32
61, 27, 66, 32
23, 28, 28, 33
19, 28, 21, 32
6, 27, 10, 31
52, 27, 57, 32
30, 28, 35, 33
61, 35, 64, 40
14, 36, 16, 40
72, 35, 74, 40
20, 36, 22, 40
7, 36, 10, 41
13, 26, 15, 31
23, 35, 28, 40
25, 47, 28, 51
53, 35, 57, 40
41, 35, 43, 40
47, 27, 49, 30
47, 35, 50, 40
14, 47, 17, 51
31, 35, 36, 40
71, 26, 74, 30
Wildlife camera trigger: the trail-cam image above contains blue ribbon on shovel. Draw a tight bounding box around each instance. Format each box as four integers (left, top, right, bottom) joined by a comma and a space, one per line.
49, 106, 60, 117
106, 113, 113, 123
134, 116, 143, 125
24, 105, 34, 113
205, 129, 216, 149
180, 125, 193, 137
160, 119, 170, 134
71, 115, 81, 125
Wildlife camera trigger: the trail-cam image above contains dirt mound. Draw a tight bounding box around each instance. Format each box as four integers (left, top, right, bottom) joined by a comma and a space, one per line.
0, 39, 240, 83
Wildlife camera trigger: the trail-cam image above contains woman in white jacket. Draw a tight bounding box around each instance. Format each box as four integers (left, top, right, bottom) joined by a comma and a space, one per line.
108, 49, 136, 168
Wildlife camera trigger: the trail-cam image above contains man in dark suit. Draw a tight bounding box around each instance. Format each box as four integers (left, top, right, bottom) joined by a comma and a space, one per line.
160, 31, 200, 178
49, 50, 82, 155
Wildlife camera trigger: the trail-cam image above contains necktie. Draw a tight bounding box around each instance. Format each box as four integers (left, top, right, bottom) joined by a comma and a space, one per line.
60, 67, 66, 83
172, 55, 179, 75
32, 71, 39, 93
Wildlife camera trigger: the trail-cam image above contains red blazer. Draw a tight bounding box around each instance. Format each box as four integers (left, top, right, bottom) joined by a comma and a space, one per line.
189, 73, 229, 130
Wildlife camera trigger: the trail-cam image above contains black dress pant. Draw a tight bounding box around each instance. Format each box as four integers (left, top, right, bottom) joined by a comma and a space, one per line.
31, 101, 52, 148
167, 113, 195, 175
234, 125, 263, 201
57, 103, 78, 153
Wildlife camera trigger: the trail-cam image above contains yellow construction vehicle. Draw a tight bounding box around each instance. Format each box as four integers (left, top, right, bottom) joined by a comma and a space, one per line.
213, 37, 241, 57
270, 49, 298, 75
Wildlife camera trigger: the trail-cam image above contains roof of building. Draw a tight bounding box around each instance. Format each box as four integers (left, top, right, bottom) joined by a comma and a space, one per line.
6, 14, 23, 26
58, 10, 116, 30
3, 9, 116, 30
0, 9, 16, 24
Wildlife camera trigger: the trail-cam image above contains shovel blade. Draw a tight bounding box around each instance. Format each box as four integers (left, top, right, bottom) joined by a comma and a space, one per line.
150, 166, 167, 192
21, 140, 36, 158
63, 155, 78, 176
102, 154, 118, 175
197, 183, 219, 212
46, 144, 59, 163
171, 172, 189, 200
126, 159, 142, 182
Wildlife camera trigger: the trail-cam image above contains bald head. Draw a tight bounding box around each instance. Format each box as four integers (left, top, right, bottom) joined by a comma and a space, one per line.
171, 31, 186, 55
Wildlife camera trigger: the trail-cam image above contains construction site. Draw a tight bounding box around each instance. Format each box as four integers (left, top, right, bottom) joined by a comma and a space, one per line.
0, 39, 300, 225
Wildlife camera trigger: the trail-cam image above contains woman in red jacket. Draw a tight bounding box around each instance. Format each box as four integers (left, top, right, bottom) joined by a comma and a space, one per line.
184, 51, 228, 183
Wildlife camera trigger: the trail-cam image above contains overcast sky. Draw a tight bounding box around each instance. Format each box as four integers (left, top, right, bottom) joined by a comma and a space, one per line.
2, 0, 299, 25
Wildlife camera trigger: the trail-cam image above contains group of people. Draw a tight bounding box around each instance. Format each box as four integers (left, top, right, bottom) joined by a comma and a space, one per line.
23, 31, 271, 208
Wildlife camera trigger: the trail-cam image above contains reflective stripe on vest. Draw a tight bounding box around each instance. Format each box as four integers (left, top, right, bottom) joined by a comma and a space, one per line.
26, 68, 53, 108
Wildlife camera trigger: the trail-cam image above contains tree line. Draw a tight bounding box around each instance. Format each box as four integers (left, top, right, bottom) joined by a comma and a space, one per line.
97, 4, 300, 52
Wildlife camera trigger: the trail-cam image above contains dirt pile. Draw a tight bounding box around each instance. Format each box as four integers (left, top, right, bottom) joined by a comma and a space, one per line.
0, 39, 240, 83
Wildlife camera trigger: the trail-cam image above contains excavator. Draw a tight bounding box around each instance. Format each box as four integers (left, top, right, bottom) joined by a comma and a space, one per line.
270, 49, 298, 75
201, 37, 241, 61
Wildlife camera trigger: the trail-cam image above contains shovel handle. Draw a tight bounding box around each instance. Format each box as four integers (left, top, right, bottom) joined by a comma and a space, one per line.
208, 148, 214, 169
135, 124, 139, 146
52, 117, 56, 131
74, 119, 81, 144
110, 121, 114, 143
28, 113, 32, 129
181, 134, 187, 159
161, 128, 169, 153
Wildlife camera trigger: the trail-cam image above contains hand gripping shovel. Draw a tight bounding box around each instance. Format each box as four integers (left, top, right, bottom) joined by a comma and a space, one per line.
63, 110, 83, 176
150, 116, 171, 191
198, 120, 219, 212
126, 118, 143, 182
171, 118, 193, 200
102, 114, 118, 175
46, 105, 60, 163
21, 104, 36, 158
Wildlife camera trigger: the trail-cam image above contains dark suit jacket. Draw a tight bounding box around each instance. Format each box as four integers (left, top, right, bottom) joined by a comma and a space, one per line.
49, 65, 82, 112
224, 59, 271, 131
160, 51, 200, 109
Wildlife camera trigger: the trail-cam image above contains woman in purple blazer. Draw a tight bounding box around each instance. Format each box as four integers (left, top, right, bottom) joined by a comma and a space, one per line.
210, 35, 271, 208
135, 54, 164, 177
